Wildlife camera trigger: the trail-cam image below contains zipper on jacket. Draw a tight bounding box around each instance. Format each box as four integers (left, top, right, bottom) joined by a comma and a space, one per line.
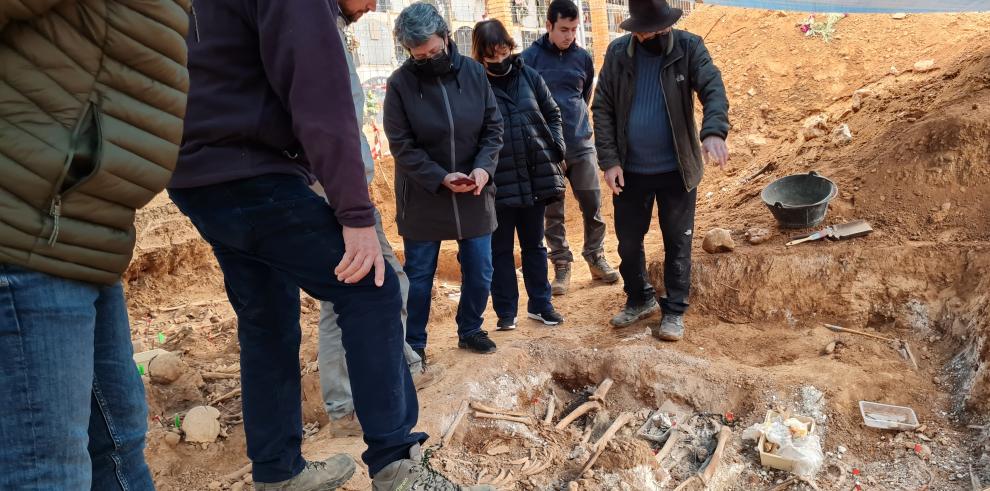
437, 78, 463, 240
657, 66, 687, 189
47, 100, 98, 247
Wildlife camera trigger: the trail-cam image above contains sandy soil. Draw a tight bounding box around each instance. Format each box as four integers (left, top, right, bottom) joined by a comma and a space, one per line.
126, 6, 990, 490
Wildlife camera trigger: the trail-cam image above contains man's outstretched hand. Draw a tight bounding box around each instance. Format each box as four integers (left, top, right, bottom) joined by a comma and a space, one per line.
702, 136, 730, 168
336, 225, 385, 286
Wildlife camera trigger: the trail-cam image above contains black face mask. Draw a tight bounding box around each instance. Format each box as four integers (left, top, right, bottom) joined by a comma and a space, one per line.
486, 59, 513, 76
412, 47, 453, 77
639, 34, 666, 55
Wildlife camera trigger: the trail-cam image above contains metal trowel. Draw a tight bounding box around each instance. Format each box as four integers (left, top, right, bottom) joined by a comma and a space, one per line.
786, 219, 873, 246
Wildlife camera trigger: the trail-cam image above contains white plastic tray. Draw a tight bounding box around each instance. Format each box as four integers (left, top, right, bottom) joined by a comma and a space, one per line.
859, 401, 919, 431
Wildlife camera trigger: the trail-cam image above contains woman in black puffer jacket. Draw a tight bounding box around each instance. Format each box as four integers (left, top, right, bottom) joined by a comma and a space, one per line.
472, 19, 567, 331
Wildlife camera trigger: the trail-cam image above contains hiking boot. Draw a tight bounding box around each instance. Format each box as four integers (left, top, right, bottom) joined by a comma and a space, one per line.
327, 412, 362, 438
458, 330, 497, 354
496, 317, 517, 331
652, 313, 685, 342
527, 310, 564, 326
551, 261, 571, 296
255, 454, 356, 491
412, 363, 445, 391
609, 298, 661, 328
372, 444, 496, 491
587, 254, 619, 284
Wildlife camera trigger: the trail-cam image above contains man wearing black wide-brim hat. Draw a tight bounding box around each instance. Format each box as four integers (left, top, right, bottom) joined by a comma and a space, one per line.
592, 0, 730, 342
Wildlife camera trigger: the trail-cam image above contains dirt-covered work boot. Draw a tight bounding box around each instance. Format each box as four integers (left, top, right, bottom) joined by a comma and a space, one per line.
652, 313, 685, 342
609, 298, 660, 328
587, 254, 619, 284
551, 261, 571, 296
372, 444, 497, 491
254, 454, 356, 491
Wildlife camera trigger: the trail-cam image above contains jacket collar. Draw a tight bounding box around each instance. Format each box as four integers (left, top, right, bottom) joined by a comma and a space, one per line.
535, 33, 579, 55
622, 29, 681, 68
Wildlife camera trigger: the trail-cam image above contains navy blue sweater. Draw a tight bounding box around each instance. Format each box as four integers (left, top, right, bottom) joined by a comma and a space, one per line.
170, 0, 374, 227
521, 35, 596, 160
625, 48, 679, 175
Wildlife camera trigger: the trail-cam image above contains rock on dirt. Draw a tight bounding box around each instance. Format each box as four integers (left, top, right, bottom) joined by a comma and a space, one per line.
703, 228, 736, 253
148, 351, 187, 385
832, 124, 853, 145
182, 406, 221, 443
913, 59, 936, 72
892, 12, 907, 19
164, 431, 181, 447
801, 114, 829, 141
824, 341, 837, 355
745, 228, 771, 245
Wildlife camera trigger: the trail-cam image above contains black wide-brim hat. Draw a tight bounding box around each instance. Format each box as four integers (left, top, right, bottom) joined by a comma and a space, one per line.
619, 0, 683, 33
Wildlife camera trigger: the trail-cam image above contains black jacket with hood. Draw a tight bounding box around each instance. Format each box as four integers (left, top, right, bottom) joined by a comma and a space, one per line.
490, 56, 566, 208
384, 41, 504, 241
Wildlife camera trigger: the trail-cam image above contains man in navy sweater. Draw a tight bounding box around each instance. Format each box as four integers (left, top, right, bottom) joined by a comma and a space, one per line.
593, 0, 730, 342
168, 2, 488, 490
522, 0, 619, 296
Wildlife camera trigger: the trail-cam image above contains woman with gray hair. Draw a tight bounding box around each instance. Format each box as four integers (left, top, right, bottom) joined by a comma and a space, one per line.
384, 3, 504, 361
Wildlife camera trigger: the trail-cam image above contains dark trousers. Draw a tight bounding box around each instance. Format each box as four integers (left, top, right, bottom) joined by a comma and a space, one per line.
168, 175, 425, 481
491, 204, 553, 319
545, 153, 607, 263
403, 234, 493, 350
613, 171, 697, 315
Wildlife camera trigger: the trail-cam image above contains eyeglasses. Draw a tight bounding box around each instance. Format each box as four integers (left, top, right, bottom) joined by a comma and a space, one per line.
412, 46, 447, 64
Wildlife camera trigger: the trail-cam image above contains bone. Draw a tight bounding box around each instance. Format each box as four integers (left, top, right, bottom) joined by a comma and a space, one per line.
555, 401, 602, 430
470, 402, 530, 418
580, 412, 635, 474
442, 400, 470, 446
699, 426, 732, 485
223, 463, 252, 483
211, 388, 242, 404
655, 428, 682, 464
473, 412, 533, 425
201, 371, 240, 381
523, 460, 552, 476
588, 378, 614, 403
544, 394, 556, 425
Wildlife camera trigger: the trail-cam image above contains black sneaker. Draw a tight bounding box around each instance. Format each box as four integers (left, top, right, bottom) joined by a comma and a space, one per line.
458, 331, 497, 354
496, 317, 517, 331
528, 310, 563, 326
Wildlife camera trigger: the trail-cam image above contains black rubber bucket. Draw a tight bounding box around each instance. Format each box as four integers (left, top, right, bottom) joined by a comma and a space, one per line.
761, 171, 838, 229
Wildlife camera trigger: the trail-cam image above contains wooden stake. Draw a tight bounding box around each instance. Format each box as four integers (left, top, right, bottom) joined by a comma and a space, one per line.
699, 426, 732, 485
442, 401, 470, 446
555, 401, 602, 430
473, 411, 533, 425
470, 402, 529, 418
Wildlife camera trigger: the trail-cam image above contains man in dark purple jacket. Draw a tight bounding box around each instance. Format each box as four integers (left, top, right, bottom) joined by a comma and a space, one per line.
167, 1, 461, 489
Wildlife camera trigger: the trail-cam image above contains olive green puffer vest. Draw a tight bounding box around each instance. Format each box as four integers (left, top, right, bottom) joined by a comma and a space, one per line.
0, 0, 190, 284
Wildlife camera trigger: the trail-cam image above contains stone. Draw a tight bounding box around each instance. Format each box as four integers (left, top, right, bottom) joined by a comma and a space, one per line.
913, 60, 936, 72
747, 87, 757, 97
182, 406, 221, 443
230, 482, 245, 491
148, 351, 186, 385
164, 431, 181, 447
801, 114, 829, 141
831, 124, 853, 145
746, 134, 768, 146
703, 228, 736, 254
207, 481, 222, 490
568, 483, 579, 491
824, 341, 837, 355
838, 445, 847, 453
745, 227, 771, 245
582, 470, 594, 479
892, 12, 907, 19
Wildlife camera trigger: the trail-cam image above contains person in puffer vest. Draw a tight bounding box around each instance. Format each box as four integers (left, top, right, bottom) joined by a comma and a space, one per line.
0, 1, 190, 489
471, 19, 567, 332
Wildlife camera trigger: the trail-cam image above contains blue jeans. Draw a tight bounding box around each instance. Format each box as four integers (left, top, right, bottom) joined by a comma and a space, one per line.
168, 174, 425, 480
0, 264, 153, 490
403, 235, 493, 350
491, 204, 553, 319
